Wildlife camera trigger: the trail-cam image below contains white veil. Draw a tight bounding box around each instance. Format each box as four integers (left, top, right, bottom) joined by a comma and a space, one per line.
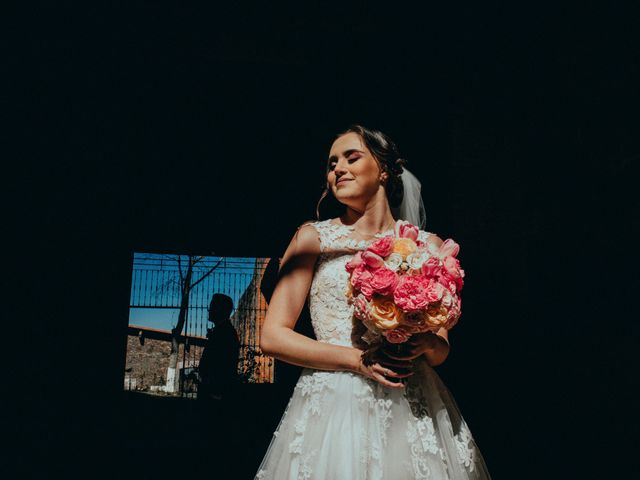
392, 167, 427, 230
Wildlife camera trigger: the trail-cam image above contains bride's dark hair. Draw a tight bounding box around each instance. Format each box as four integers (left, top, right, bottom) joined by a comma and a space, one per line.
315, 124, 407, 219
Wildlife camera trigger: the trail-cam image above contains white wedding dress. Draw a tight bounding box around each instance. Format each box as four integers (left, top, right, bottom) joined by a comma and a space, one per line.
255, 219, 492, 479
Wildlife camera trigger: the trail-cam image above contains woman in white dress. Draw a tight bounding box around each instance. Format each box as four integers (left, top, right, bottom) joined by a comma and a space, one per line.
256, 125, 491, 479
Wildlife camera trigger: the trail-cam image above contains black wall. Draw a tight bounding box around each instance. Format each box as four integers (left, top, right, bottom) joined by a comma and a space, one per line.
16, 2, 638, 478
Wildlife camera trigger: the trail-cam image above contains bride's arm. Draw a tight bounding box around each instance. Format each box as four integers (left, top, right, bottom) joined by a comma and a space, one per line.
422, 328, 450, 366
259, 223, 406, 388
259, 224, 356, 371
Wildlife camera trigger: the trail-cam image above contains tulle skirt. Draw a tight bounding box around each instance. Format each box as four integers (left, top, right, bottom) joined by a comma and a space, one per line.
255, 358, 491, 479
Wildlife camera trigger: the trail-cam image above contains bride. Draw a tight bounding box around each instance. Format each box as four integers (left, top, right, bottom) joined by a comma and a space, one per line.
255, 125, 491, 479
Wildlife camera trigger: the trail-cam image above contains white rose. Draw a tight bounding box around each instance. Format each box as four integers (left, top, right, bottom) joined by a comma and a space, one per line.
407, 251, 430, 270
441, 289, 453, 308
384, 253, 403, 271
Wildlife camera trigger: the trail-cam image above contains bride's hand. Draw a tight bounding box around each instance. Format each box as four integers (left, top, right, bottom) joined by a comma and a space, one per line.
354, 348, 413, 389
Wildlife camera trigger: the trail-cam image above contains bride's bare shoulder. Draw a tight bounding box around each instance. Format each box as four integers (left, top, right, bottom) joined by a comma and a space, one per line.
277, 221, 322, 274
288, 220, 322, 255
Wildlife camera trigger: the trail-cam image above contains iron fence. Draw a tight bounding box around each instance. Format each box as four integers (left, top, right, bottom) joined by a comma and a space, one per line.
125, 253, 275, 397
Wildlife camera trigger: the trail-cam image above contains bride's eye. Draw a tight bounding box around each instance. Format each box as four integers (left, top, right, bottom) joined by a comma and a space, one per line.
328, 155, 359, 171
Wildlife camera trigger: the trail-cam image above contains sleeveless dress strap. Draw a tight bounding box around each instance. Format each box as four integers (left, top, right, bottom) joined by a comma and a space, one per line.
305, 219, 353, 253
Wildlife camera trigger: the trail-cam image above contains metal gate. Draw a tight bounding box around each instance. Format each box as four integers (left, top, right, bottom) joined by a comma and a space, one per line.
125, 253, 275, 397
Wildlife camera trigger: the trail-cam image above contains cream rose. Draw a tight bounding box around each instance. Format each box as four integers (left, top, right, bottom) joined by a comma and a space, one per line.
425, 303, 449, 329
369, 296, 401, 330
384, 252, 403, 271
392, 238, 417, 259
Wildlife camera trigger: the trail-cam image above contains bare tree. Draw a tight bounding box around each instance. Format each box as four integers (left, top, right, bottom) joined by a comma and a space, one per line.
163, 254, 222, 393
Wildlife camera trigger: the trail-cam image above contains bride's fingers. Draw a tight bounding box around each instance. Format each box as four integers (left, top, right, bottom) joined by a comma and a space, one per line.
358, 360, 409, 387
372, 372, 405, 389
374, 364, 399, 377
373, 355, 413, 372
379, 361, 414, 373
390, 369, 414, 378
374, 364, 413, 379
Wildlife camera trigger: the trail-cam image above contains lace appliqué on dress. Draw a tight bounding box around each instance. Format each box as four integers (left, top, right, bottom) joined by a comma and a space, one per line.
288, 371, 335, 458
354, 377, 395, 480
308, 254, 355, 346
312, 220, 395, 254
355, 379, 394, 446
403, 375, 446, 479
454, 422, 478, 472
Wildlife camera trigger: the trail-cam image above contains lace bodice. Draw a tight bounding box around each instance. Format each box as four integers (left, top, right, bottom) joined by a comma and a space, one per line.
307, 219, 433, 347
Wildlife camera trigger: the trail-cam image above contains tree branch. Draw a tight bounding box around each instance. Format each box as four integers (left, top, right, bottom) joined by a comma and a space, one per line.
190, 258, 223, 288
176, 254, 184, 287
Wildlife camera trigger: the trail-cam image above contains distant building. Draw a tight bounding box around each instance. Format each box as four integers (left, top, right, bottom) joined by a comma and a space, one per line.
230, 257, 274, 383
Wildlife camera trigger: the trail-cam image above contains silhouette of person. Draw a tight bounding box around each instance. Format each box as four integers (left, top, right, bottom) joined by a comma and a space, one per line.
197, 293, 240, 402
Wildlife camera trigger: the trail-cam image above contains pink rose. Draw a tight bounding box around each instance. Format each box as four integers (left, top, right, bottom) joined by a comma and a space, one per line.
369, 267, 399, 296
362, 250, 384, 270
443, 256, 462, 279
359, 281, 375, 299
346, 251, 363, 273
383, 325, 412, 344
368, 236, 394, 258
351, 264, 373, 288
351, 265, 375, 299
393, 275, 430, 312
424, 278, 445, 303
439, 238, 460, 258
395, 220, 419, 241
353, 294, 371, 321
437, 272, 458, 294
442, 256, 465, 292
457, 271, 465, 291
421, 257, 442, 278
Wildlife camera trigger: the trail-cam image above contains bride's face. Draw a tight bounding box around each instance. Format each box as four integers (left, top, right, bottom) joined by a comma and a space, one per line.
327, 133, 386, 207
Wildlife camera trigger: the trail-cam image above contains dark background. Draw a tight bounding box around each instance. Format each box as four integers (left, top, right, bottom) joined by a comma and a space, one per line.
14, 2, 638, 478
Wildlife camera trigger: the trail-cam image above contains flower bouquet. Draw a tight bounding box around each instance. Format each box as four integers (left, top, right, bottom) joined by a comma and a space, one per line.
345, 220, 465, 363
